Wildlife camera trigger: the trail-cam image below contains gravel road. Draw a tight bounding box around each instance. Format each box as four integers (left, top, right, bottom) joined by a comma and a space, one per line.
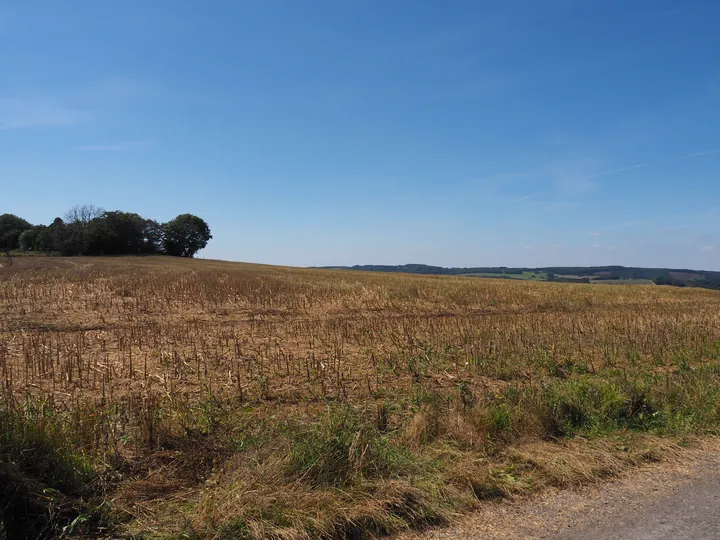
565, 466, 720, 540
402, 439, 720, 540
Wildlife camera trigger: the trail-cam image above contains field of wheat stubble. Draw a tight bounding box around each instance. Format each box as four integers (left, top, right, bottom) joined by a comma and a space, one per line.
2, 256, 720, 539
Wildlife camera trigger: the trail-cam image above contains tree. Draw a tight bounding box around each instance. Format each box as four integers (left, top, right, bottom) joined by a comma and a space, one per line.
1, 229, 22, 251
19, 228, 39, 250
85, 211, 147, 255
61, 205, 105, 255
1, 208, 211, 257
33, 226, 54, 252
82, 212, 168, 255
140, 219, 164, 254
64, 205, 104, 226
163, 214, 212, 258
0, 214, 32, 250
47, 218, 68, 253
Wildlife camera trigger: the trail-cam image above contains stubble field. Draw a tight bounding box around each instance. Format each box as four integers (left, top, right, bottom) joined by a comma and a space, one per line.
2, 256, 720, 539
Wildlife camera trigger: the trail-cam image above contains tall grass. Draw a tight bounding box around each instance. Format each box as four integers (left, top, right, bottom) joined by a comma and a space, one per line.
0, 399, 101, 539
288, 405, 415, 487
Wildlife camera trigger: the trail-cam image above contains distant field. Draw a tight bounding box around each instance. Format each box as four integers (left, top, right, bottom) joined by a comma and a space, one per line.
669, 271, 706, 281
593, 278, 656, 285
2, 257, 720, 538
462, 271, 655, 286
461, 270, 548, 280
333, 264, 720, 290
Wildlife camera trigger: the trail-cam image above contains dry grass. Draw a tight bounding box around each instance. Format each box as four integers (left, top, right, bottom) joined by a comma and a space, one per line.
1, 256, 720, 538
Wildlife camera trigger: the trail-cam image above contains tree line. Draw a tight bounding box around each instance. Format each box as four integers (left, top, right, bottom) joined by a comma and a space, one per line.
1, 206, 212, 258
332, 264, 720, 291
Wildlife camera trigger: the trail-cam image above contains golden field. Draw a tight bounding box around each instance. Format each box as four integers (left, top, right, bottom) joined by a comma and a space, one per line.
2, 256, 720, 539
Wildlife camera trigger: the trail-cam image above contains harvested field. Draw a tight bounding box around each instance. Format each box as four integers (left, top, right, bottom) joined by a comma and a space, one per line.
2, 256, 720, 538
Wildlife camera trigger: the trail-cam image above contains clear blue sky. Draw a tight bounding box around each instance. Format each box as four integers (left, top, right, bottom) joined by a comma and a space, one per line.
2, 0, 719, 269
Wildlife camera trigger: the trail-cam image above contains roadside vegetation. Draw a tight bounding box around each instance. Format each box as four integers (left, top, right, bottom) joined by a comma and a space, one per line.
2, 256, 720, 538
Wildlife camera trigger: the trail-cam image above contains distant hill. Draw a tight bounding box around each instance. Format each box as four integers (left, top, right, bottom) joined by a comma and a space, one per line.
321, 264, 720, 290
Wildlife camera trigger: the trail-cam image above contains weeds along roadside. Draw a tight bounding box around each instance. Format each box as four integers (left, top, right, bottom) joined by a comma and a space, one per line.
3, 361, 720, 538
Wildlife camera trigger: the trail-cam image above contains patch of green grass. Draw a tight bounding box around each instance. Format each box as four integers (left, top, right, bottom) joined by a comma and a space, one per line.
0, 400, 95, 493
0, 400, 105, 539
541, 378, 639, 435
524, 367, 720, 438
215, 518, 252, 539
288, 405, 416, 487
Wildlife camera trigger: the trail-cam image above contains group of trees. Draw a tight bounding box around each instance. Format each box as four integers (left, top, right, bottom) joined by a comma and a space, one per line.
1, 206, 212, 258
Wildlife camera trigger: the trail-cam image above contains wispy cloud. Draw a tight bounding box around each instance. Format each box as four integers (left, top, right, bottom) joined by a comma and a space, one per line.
589, 147, 720, 180
78, 139, 156, 152
587, 162, 649, 180
488, 145, 720, 202
0, 75, 161, 130
0, 97, 83, 129
588, 232, 600, 237
544, 147, 720, 197
701, 246, 715, 253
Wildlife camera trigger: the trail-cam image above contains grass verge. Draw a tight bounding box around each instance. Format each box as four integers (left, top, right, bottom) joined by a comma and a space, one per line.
0, 399, 109, 539
4, 362, 718, 538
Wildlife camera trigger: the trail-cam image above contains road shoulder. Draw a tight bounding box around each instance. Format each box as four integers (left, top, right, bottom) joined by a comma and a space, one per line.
400, 438, 720, 540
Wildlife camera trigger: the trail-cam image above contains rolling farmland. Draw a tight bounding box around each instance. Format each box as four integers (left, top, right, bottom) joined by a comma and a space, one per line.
2, 256, 720, 538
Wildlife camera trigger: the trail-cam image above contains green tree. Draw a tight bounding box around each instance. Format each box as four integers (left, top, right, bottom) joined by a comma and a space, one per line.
18, 228, 40, 251
61, 205, 104, 255
47, 218, 68, 253
163, 214, 212, 257
0, 214, 32, 250
86, 211, 146, 255
140, 219, 164, 254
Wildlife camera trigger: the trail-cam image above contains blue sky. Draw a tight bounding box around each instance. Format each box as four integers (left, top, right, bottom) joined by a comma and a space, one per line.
2, 0, 719, 269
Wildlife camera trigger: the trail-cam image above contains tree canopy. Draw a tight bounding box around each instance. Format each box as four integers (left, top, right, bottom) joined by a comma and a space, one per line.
163, 214, 212, 258
0, 214, 33, 250
6, 206, 211, 258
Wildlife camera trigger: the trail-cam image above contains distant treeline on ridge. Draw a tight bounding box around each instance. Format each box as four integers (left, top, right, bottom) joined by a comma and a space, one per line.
324, 264, 720, 290
1, 206, 211, 258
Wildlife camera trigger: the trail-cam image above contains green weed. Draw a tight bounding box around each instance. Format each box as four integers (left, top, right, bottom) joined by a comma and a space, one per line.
288, 405, 414, 487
